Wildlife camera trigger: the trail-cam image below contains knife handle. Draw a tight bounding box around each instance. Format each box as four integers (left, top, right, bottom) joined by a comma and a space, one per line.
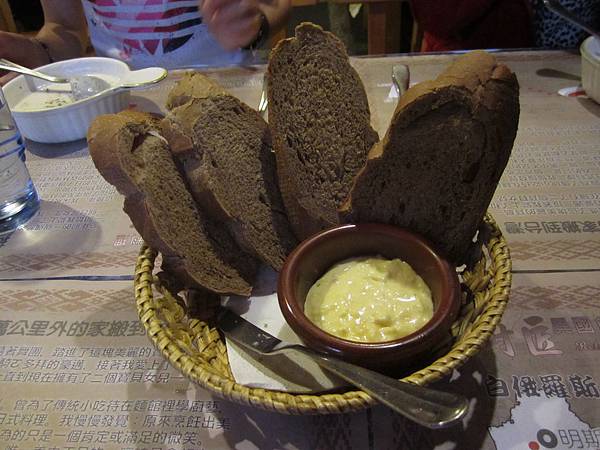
291, 346, 468, 429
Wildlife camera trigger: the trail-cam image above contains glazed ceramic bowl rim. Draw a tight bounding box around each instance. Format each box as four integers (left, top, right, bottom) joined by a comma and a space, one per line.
277, 223, 461, 356
581, 36, 600, 66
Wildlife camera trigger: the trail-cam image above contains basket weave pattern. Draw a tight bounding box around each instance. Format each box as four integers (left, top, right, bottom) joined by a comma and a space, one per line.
134, 214, 511, 415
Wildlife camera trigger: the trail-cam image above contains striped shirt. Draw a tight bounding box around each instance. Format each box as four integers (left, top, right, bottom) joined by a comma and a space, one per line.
82, 0, 245, 69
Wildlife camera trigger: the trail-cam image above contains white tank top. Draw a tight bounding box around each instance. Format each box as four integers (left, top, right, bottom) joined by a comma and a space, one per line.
81, 0, 246, 69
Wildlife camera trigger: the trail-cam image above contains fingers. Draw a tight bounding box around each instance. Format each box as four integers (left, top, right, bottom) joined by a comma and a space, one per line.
0, 72, 18, 86
201, 0, 237, 22
202, 0, 262, 50
213, 0, 256, 24
0, 32, 51, 69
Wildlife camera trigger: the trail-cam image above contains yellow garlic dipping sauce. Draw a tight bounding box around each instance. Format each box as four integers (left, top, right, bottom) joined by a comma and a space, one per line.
304, 256, 433, 343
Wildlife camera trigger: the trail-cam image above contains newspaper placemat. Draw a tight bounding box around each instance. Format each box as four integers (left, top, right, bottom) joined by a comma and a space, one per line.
0, 279, 385, 450
0, 152, 141, 279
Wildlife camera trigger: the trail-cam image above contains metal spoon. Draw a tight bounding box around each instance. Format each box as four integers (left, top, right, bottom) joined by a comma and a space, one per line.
258, 73, 268, 117
392, 64, 410, 97
0, 58, 110, 100
543, 0, 600, 41
68, 75, 111, 100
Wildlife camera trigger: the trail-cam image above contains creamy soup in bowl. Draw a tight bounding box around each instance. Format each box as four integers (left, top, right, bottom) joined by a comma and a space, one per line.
3, 57, 141, 143
11, 74, 118, 113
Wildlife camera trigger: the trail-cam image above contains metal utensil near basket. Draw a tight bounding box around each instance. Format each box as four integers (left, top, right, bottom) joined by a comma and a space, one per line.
134, 213, 511, 415
0, 58, 110, 101
215, 307, 468, 428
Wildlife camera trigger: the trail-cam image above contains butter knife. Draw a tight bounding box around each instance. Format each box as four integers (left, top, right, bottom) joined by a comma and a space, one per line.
216, 308, 468, 429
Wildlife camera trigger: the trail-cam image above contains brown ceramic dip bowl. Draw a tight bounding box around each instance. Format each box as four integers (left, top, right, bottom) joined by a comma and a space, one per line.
277, 223, 461, 374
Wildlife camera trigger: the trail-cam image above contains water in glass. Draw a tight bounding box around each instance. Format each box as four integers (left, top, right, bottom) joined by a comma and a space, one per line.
0, 93, 39, 234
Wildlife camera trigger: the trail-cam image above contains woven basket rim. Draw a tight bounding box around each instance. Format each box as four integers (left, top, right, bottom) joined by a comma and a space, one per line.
134, 214, 512, 415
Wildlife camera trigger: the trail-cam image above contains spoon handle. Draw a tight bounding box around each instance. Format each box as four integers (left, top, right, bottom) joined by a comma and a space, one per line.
120, 66, 167, 88
0, 58, 68, 84
292, 346, 469, 429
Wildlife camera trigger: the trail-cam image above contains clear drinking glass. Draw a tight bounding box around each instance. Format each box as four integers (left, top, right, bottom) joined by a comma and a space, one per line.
0, 88, 39, 234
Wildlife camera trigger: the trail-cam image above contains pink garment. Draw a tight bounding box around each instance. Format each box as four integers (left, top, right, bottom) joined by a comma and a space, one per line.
82, 0, 244, 69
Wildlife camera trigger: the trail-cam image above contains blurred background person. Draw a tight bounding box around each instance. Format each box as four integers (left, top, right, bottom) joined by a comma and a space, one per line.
0, 0, 291, 84
409, 0, 533, 52
410, 0, 599, 53
530, 0, 600, 48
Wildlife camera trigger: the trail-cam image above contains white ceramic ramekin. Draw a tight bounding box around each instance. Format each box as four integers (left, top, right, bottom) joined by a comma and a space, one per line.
581, 36, 600, 104
2, 57, 165, 143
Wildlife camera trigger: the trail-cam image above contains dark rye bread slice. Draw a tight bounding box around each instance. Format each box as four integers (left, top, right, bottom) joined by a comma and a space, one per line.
161, 92, 297, 270
339, 51, 519, 265
267, 22, 379, 240
87, 110, 257, 295
166, 71, 226, 110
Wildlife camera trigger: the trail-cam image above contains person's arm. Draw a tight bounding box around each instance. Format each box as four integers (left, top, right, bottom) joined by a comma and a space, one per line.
201, 0, 291, 51
36, 0, 89, 62
0, 0, 87, 71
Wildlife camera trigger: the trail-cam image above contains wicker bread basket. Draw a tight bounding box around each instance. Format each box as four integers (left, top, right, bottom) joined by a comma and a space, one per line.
134, 213, 511, 415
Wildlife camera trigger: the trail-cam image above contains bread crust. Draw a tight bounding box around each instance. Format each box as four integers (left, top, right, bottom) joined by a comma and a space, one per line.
87, 110, 257, 295
162, 81, 297, 270
87, 110, 161, 197
267, 22, 379, 240
166, 71, 226, 110
340, 51, 519, 264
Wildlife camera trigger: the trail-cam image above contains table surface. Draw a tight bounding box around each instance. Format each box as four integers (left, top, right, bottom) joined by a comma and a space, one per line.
1, 49, 599, 450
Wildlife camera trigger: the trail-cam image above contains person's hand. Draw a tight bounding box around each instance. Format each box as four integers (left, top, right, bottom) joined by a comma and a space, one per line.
201, 0, 263, 50
0, 31, 51, 85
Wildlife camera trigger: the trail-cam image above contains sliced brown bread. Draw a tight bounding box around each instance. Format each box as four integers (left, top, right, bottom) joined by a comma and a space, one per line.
267, 22, 379, 240
87, 110, 257, 295
339, 51, 519, 265
161, 85, 297, 270
166, 71, 226, 110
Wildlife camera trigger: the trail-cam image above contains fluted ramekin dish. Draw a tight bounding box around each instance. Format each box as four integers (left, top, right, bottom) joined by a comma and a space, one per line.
581, 36, 600, 104
3, 57, 165, 143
